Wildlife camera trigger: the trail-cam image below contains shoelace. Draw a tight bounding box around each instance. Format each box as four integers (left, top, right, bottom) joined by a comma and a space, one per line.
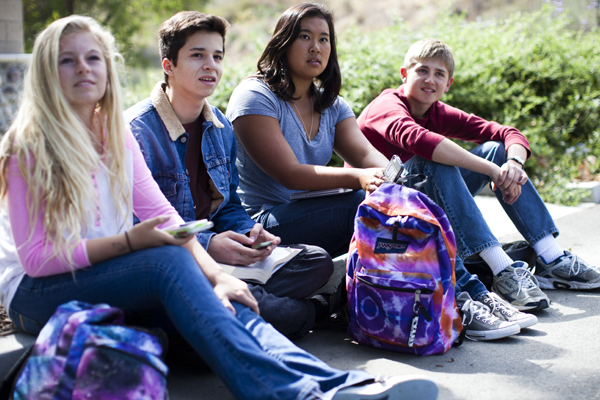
483, 293, 517, 317
553, 252, 598, 276
461, 299, 499, 326
512, 266, 541, 294
567, 253, 583, 276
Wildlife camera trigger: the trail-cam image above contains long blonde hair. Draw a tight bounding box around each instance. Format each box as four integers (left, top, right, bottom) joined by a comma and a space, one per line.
0, 15, 130, 266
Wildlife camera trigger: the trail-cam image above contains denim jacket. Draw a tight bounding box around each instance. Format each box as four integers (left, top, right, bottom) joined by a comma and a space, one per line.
125, 82, 256, 249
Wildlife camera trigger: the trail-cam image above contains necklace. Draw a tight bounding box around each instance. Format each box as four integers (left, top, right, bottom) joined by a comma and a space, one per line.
292, 97, 314, 142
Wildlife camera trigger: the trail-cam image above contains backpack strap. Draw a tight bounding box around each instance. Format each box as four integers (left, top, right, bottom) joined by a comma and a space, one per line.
51, 306, 125, 400
395, 173, 428, 189
52, 323, 95, 400
452, 326, 467, 347
392, 221, 399, 242
92, 339, 168, 376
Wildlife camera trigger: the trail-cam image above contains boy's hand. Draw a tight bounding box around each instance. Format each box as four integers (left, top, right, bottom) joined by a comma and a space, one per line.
207, 230, 275, 266
491, 162, 528, 204
246, 223, 281, 249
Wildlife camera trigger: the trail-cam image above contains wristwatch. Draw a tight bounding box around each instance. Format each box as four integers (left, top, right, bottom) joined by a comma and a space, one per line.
507, 156, 525, 168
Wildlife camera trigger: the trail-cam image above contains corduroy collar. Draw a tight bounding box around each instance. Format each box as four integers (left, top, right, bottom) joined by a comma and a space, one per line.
150, 81, 224, 142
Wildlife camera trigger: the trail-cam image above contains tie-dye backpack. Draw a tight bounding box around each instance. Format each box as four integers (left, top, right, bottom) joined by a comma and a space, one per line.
11, 300, 168, 400
346, 182, 463, 356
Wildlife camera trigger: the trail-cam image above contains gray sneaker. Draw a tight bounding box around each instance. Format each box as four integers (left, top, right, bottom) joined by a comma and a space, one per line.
333, 375, 438, 400
477, 291, 538, 329
535, 250, 600, 290
492, 261, 550, 311
456, 292, 520, 341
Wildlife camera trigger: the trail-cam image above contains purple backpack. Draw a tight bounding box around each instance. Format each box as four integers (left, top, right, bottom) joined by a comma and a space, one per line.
11, 301, 168, 400
347, 183, 463, 356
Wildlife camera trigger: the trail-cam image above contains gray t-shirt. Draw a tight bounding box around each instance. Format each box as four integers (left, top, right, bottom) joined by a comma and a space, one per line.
226, 78, 355, 216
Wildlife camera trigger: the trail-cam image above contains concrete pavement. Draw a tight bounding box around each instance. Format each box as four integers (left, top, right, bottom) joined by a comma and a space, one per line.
167, 198, 600, 400
2, 197, 599, 400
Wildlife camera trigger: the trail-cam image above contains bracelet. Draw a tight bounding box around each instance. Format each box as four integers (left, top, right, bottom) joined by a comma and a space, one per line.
124, 231, 134, 253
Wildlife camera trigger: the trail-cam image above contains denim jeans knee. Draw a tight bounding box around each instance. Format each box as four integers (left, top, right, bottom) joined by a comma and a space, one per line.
404, 156, 500, 257
459, 141, 505, 196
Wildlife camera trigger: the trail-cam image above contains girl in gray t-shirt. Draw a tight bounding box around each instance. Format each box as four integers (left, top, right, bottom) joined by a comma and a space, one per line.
226, 4, 388, 256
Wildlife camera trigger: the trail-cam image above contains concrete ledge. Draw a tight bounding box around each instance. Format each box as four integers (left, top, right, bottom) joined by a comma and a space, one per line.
0, 332, 35, 380
468, 181, 600, 204
565, 181, 600, 203
0, 54, 31, 63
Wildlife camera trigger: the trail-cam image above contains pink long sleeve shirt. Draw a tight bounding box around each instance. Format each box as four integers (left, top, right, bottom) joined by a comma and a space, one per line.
357, 85, 531, 162
0, 130, 184, 308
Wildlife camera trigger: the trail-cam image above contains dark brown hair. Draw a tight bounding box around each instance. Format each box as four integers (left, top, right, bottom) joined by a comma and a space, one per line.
255, 3, 341, 112
159, 11, 229, 84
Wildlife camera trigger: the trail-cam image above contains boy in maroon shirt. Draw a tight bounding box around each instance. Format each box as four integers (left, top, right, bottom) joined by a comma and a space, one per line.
358, 38, 600, 311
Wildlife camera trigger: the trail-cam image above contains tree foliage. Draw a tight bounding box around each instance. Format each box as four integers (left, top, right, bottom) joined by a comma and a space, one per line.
23, 0, 209, 63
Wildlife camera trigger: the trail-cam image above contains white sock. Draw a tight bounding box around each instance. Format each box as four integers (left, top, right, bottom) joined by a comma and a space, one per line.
532, 235, 564, 264
479, 245, 514, 275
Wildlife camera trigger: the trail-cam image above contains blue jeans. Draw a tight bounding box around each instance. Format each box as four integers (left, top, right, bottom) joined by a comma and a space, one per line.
254, 190, 366, 258
404, 141, 559, 299
8, 246, 371, 400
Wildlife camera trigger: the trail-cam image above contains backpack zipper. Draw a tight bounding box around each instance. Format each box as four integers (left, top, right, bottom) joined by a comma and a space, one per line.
356, 276, 434, 295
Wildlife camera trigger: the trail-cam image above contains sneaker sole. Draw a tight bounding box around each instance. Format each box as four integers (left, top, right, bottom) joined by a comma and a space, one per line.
512, 314, 538, 330
512, 298, 550, 312
536, 275, 600, 290
490, 290, 551, 312
465, 323, 520, 341
333, 375, 438, 400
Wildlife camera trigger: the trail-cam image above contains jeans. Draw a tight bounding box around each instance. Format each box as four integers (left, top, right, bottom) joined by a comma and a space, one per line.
253, 190, 366, 258
247, 244, 333, 338
404, 141, 559, 299
9, 246, 371, 400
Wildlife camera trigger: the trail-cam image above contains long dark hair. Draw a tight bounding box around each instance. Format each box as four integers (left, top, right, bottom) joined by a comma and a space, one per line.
255, 3, 341, 113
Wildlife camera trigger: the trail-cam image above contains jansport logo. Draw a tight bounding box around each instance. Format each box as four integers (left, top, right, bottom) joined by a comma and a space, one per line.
374, 237, 409, 253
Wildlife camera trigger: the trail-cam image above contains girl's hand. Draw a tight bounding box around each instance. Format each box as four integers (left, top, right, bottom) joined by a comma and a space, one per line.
211, 271, 260, 315
358, 167, 386, 194
128, 216, 194, 251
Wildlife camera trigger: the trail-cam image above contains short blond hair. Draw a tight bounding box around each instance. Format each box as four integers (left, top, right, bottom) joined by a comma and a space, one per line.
404, 38, 455, 78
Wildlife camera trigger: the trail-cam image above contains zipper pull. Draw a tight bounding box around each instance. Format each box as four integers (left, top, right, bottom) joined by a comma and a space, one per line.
413, 290, 421, 313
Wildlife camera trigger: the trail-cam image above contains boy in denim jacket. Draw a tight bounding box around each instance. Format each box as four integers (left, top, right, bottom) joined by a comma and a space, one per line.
125, 11, 335, 339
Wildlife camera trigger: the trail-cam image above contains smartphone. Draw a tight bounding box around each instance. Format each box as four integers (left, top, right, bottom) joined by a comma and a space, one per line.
246, 240, 273, 250
165, 219, 214, 239
384, 155, 404, 183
